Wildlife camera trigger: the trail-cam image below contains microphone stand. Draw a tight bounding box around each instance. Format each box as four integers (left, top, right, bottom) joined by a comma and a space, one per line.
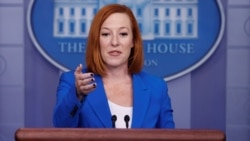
111, 115, 117, 128
124, 115, 130, 129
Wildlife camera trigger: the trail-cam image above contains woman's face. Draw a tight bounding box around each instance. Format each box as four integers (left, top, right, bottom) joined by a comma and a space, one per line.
99, 13, 134, 70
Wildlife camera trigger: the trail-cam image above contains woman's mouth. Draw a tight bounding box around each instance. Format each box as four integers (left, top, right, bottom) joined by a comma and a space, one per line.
108, 50, 121, 56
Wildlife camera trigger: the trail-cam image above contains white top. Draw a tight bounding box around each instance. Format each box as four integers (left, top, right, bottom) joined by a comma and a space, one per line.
108, 100, 133, 128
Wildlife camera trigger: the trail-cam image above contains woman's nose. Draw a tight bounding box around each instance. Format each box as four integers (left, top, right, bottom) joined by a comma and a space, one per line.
111, 35, 119, 47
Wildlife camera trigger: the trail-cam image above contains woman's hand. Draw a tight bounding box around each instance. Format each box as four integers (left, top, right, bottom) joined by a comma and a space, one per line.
74, 64, 96, 100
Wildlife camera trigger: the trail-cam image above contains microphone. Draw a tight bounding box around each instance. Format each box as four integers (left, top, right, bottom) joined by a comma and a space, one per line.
124, 115, 130, 128
111, 115, 117, 128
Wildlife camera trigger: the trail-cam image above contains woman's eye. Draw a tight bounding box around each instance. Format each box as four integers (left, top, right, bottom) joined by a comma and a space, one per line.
101, 33, 109, 36
120, 32, 128, 36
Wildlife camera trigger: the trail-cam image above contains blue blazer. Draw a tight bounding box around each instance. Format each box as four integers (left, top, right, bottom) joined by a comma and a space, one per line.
53, 70, 175, 128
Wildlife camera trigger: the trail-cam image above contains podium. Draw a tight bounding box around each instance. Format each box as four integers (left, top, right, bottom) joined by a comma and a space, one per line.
15, 128, 225, 141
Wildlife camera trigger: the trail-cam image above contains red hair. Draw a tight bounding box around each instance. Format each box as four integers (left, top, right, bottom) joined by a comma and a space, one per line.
86, 4, 144, 76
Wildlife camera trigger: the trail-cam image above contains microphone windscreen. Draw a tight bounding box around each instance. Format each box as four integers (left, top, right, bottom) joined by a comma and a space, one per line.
124, 115, 130, 122
111, 115, 117, 121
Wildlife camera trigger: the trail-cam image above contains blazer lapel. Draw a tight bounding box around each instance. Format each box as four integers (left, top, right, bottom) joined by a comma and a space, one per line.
87, 75, 112, 128
85, 73, 151, 128
131, 73, 151, 128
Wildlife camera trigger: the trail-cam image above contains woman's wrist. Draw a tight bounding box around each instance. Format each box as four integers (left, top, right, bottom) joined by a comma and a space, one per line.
76, 89, 85, 101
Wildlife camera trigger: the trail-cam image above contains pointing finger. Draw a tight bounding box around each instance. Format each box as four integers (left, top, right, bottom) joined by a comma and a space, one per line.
75, 64, 83, 74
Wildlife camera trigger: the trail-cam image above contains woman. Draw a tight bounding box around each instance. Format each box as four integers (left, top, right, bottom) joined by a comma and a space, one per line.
53, 4, 175, 128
